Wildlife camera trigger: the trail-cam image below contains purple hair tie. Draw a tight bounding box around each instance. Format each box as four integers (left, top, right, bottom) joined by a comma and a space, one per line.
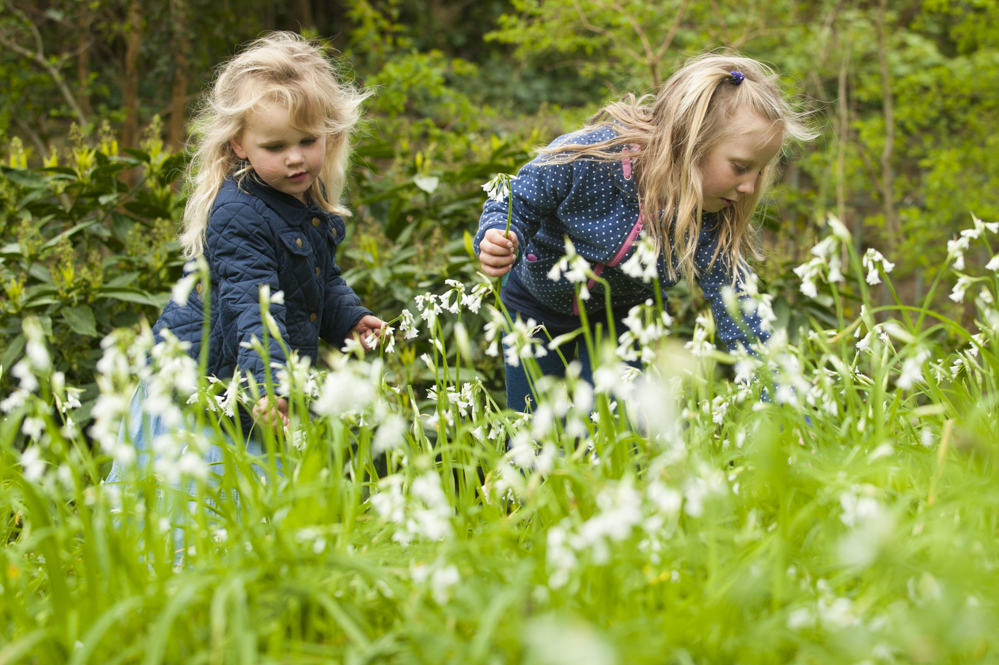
729, 71, 745, 85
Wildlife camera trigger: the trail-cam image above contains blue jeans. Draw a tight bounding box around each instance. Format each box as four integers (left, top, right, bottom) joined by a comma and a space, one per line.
104, 382, 278, 563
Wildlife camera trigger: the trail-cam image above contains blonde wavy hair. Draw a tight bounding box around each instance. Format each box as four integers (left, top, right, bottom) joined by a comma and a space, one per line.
542, 52, 816, 283
178, 31, 369, 258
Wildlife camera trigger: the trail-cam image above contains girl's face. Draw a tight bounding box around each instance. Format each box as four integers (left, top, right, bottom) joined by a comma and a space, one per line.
230, 100, 326, 203
698, 108, 782, 213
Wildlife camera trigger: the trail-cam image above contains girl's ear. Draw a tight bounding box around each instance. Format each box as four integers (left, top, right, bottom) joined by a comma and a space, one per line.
230, 137, 247, 160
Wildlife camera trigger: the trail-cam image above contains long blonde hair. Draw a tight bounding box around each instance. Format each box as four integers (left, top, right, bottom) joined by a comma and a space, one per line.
542, 53, 816, 283
179, 31, 369, 257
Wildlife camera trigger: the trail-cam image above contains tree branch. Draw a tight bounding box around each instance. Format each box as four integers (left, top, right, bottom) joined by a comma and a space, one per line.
0, 3, 88, 128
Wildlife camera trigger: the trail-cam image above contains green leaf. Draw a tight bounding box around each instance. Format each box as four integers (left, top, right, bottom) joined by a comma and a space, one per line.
1, 333, 26, 375
96, 287, 170, 308
62, 304, 98, 337
40, 221, 97, 251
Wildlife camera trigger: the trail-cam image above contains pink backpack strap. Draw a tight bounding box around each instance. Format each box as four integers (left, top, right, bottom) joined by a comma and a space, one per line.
573, 145, 644, 316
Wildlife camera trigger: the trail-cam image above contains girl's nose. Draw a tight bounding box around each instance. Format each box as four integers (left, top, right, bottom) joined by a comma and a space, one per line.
286, 148, 303, 164
737, 177, 756, 195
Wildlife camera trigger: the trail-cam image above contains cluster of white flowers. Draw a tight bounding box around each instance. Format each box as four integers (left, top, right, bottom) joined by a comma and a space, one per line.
369, 471, 454, 546
896, 347, 931, 390
947, 215, 998, 270
684, 311, 715, 357
481, 172, 513, 203
311, 355, 382, 417
546, 479, 643, 588
411, 559, 461, 605
862, 248, 895, 286
766, 346, 812, 408
425, 380, 483, 429
619, 236, 659, 282
837, 484, 896, 568
3, 319, 54, 451
547, 238, 592, 286
546, 473, 691, 589
501, 316, 549, 369
793, 218, 848, 298
276, 352, 317, 400
616, 300, 673, 364
736, 273, 778, 334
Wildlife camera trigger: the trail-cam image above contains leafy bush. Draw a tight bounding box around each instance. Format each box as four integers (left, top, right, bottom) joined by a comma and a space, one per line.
0, 127, 186, 420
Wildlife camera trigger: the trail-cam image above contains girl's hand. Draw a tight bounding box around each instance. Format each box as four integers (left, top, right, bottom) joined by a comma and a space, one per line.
351, 314, 385, 350
253, 395, 289, 430
478, 228, 519, 277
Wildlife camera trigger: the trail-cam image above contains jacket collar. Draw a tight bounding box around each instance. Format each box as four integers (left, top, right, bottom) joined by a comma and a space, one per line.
239, 172, 326, 227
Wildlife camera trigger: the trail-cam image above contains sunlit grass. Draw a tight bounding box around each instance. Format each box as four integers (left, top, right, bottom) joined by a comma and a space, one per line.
2, 216, 998, 663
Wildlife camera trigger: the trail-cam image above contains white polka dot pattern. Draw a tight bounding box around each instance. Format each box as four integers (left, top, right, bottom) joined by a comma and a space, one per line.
474, 126, 771, 351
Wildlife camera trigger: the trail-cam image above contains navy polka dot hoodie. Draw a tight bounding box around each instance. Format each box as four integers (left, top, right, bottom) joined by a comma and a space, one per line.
473, 126, 770, 352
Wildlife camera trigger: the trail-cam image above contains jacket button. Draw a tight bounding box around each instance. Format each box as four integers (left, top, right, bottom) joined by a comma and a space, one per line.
309, 312, 317, 323
195, 282, 203, 295
296, 237, 303, 248
331, 227, 337, 239
312, 217, 320, 227
315, 266, 320, 276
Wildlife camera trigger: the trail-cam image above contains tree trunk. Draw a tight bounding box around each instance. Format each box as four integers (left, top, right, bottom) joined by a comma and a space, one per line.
121, 0, 143, 150
167, 0, 190, 152
76, 5, 92, 118
876, 0, 898, 253
292, 0, 314, 30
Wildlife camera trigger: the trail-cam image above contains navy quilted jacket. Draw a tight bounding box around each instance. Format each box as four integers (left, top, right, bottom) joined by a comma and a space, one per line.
154, 175, 371, 387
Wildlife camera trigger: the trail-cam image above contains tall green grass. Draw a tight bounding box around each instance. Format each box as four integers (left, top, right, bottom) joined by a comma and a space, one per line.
1, 216, 997, 664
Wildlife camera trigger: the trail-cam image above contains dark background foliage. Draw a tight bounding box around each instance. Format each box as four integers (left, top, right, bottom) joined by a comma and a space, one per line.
2, 0, 997, 418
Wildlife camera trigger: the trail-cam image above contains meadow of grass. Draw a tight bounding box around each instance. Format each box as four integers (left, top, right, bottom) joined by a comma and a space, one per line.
2, 215, 998, 664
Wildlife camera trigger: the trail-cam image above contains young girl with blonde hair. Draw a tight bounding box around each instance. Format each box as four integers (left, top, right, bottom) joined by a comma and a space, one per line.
475, 53, 815, 411
110, 31, 382, 464
162, 30, 383, 429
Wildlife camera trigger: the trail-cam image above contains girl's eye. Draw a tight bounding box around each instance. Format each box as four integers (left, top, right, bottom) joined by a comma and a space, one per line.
264, 145, 284, 153
301, 137, 318, 146
732, 162, 749, 174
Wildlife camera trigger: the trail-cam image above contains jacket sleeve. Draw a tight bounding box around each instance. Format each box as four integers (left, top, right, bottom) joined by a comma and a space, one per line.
320, 257, 371, 347
694, 230, 772, 353
473, 153, 575, 260
207, 201, 288, 386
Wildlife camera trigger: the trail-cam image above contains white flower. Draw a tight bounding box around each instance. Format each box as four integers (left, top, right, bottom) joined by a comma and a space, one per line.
311, 360, 378, 416
827, 216, 852, 242
949, 275, 974, 303
373, 414, 407, 454
547, 238, 590, 284
412, 562, 460, 605
793, 258, 823, 298
22, 416, 45, 441
896, 348, 930, 389
482, 173, 513, 202
11, 360, 38, 393
20, 446, 45, 481
970, 214, 999, 235
619, 236, 659, 282
398, 308, 419, 339
171, 273, 199, 307
862, 248, 895, 285
817, 596, 858, 628
986, 255, 999, 272
837, 485, 896, 568
947, 235, 970, 270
